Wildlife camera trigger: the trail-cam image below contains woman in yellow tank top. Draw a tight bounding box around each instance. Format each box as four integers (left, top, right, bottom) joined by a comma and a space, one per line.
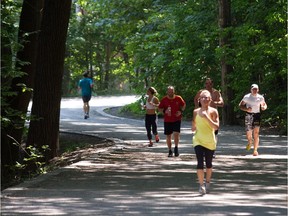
192, 90, 219, 195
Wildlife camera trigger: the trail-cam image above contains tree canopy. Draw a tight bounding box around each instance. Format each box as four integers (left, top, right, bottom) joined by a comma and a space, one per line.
65, 0, 286, 129
1, 0, 286, 187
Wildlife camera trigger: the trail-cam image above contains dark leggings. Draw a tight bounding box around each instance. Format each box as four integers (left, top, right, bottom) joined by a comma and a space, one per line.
194, 145, 215, 169
145, 114, 158, 140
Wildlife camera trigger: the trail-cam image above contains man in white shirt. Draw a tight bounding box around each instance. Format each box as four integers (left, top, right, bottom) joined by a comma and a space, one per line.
239, 84, 267, 156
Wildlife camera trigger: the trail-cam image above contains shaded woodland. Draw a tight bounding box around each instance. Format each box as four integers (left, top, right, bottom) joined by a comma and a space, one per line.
1, 0, 286, 186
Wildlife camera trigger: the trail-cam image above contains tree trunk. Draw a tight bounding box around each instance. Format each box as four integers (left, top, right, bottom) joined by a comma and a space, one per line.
27, 0, 72, 161
1, 0, 43, 167
1, 2, 14, 168
104, 42, 111, 89
219, 0, 235, 125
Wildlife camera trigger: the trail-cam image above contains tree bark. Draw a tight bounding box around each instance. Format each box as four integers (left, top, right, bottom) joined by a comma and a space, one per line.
27, 0, 72, 161
104, 42, 111, 89
219, 0, 235, 125
1, 0, 43, 166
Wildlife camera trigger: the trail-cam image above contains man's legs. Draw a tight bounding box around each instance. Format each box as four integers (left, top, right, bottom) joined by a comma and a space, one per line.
87, 102, 90, 115
173, 132, 180, 147
172, 121, 181, 156
83, 102, 90, 119
246, 130, 253, 150
253, 127, 260, 155
166, 134, 172, 149
83, 102, 89, 113
166, 134, 173, 157
173, 132, 180, 156
245, 114, 253, 150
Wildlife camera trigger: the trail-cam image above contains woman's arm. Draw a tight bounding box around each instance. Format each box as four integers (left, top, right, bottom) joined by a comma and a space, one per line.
201, 108, 219, 130
191, 109, 197, 133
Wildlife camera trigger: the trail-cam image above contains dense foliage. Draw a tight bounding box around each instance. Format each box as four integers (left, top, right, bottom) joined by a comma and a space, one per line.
66, 0, 286, 132
0, 0, 286, 189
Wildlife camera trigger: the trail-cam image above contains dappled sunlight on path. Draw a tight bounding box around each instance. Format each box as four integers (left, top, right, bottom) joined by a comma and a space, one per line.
3, 96, 287, 215
2, 144, 286, 215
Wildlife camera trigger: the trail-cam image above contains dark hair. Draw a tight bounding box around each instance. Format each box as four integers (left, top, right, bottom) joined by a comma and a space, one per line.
83, 71, 89, 77
206, 77, 213, 84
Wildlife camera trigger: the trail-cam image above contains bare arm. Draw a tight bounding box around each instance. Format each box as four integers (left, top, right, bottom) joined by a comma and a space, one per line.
203, 109, 219, 130
191, 109, 198, 133
157, 102, 164, 113
211, 109, 220, 130
176, 103, 186, 117
181, 103, 186, 112
211, 91, 224, 107
194, 91, 201, 108
261, 100, 267, 111
151, 97, 160, 107
239, 100, 252, 112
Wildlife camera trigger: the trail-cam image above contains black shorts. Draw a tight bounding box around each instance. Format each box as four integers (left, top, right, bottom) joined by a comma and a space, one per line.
82, 95, 91, 103
164, 121, 181, 135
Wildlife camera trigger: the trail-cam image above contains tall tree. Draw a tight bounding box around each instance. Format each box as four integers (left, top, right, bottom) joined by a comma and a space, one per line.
27, 0, 72, 161
2, 0, 44, 167
1, 1, 18, 169
218, 0, 234, 124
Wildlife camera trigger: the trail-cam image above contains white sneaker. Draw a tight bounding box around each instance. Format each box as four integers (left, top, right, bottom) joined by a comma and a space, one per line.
199, 184, 206, 195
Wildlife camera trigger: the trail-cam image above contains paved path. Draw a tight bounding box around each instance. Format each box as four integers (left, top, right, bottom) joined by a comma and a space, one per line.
1, 96, 287, 215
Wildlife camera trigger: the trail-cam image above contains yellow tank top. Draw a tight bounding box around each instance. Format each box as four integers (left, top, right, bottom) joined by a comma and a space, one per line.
192, 114, 216, 150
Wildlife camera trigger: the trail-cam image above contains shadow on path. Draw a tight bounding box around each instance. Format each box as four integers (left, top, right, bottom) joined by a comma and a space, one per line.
2, 97, 287, 215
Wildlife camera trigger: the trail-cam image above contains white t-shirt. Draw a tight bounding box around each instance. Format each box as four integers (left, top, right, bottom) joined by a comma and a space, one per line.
242, 93, 265, 113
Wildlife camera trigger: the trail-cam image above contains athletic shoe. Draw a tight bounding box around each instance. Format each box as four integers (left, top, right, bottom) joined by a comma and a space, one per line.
148, 140, 153, 147
174, 146, 179, 157
199, 184, 206, 195
168, 150, 173, 157
205, 182, 211, 194
155, 134, 160, 143
253, 151, 258, 156
246, 142, 251, 151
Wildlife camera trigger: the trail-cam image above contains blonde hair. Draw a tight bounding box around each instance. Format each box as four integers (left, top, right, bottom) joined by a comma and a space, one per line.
200, 90, 211, 97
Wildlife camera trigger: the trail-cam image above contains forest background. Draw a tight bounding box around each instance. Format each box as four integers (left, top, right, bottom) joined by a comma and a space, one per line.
1, 0, 286, 187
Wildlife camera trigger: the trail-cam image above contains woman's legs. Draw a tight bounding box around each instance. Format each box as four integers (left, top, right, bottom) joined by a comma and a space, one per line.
151, 115, 158, 135
151, 115, 159, 142
145, 115, 152, 140
194, 146, 205, 185
204, 148, 214, 183
195, 146, 215, 193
